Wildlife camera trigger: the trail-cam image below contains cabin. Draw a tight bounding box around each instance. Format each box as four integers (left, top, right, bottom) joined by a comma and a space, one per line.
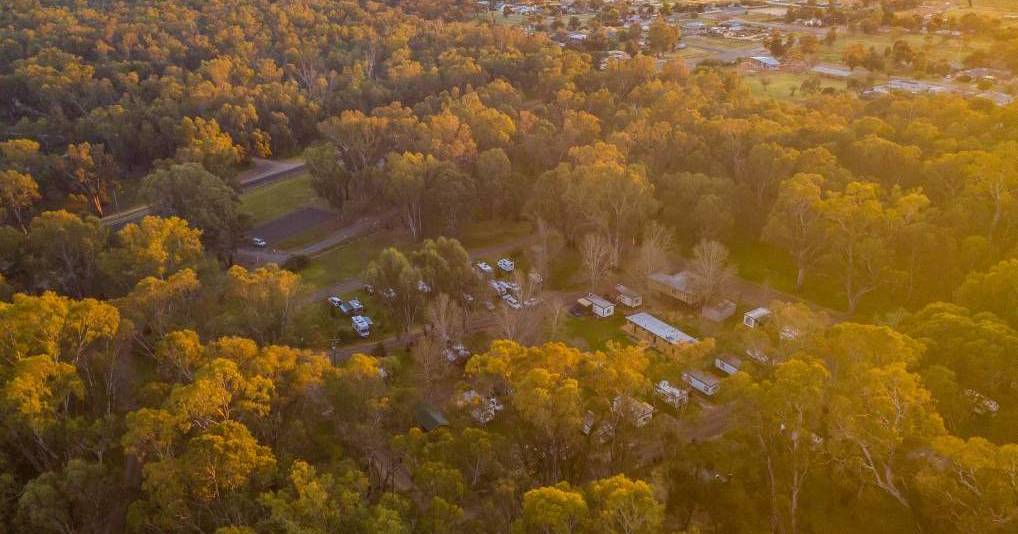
623, 312, 696, 358
683, 370, 721, 397
415, 405, 449, 432
655, 380, 689, 409
714, 354, 742, 376
614, 284, 642, 308
743, 307, 771, 328
649, 271, 698, 306
586, 293, 615, 318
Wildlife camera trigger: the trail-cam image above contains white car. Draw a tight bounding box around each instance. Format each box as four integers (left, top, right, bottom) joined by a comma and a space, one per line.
475, 261, 494, 275
327, 296, 343, 308
252, 237, 267, 248
502, 294, 522, 309
497, 258, 515, 272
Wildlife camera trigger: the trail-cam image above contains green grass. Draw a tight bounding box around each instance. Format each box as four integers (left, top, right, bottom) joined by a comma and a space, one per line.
458, 219, 533, 249
745, 71, 850, 99
275, 221, 342, 251
563, 314, 629, 351
548, 249, 582, 291
298, 231, 412, 289
728, 237, 902, 318
817, 31, 990, 73
937, 0, 1018, 16
240, 173, 323, 224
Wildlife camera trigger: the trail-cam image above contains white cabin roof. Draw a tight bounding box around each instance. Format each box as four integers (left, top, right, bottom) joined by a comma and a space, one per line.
626, 312, 696, 344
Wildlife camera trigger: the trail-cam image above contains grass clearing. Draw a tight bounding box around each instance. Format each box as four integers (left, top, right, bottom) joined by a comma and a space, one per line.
745, 71, 850, 99
563, 314, 629, 351
816, 31, 990, 71
298, 230, 412, 289
458, 219, 533, 249
240, 173, 323, 224
275, 221, 343, 251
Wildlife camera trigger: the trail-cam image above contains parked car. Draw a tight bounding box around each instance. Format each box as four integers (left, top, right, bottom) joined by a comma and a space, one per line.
327, 296, 343, 308
502, 294, 522, 309
475, 261, 494, 275
497, 258, 515, 272
252, 237, 267, 248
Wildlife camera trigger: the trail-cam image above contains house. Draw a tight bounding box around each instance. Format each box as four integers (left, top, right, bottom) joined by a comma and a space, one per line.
701, 300, 736, 322
416, 405, 449, 431
743, 307, 771, 328
655, 380, 689, 409
683, 370, 721, 397
614, 284, 642, 308
682, 21, 706, 34
714, 354, 742, 376
612, 396, 655, 427
623, 312, 697, 358
351, 315, 373, 338
567, 31, 588, 43
649, 271, 698, 306
586, 293, 615, 318
497, 258, 515, 272
749, 56, 780, 70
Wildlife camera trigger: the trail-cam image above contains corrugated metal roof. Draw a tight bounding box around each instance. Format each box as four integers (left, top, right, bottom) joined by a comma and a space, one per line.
625, 312, 696, 344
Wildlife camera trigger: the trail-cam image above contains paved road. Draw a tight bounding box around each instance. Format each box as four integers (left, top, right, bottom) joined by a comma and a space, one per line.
237, 211, 394, 267
101, 158, 306, 228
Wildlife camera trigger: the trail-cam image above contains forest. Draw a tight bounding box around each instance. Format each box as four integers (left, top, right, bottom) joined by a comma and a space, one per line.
0, 0, 1016, 533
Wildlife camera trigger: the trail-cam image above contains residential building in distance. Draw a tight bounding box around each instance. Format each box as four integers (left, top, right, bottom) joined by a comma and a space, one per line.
649, 271, 698, 306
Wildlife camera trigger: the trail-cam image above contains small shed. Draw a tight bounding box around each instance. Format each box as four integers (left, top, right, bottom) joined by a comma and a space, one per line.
614, 284, 642, 308
683, 370, 721, 397
701, 299, 736, 322
415, 405, 449, 431
714, 354, 742, 376
587, 293, 615, 318
743, 307, 771, 328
